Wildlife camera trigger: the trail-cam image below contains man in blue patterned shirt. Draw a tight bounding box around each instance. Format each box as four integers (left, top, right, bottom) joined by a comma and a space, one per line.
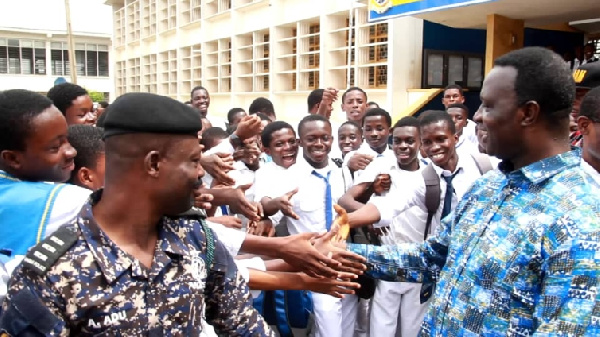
337, 47, 600, 335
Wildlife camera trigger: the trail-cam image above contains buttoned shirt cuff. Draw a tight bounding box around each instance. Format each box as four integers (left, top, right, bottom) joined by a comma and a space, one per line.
234, 257, 266, 299
368, 196, 393, 227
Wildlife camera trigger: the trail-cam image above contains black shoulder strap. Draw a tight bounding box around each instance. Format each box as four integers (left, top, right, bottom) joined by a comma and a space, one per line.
331, 158, 343, 168
22, 225, 78, 276
471, 152, 494, 175
421, 164, 441, 240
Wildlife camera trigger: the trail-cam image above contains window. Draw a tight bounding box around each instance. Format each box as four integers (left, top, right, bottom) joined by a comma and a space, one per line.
368, 23, 388, 63
422, 49, 484, 90
50, 42, 109, 77
368, 65, 387, 88
0, 39, 46, 75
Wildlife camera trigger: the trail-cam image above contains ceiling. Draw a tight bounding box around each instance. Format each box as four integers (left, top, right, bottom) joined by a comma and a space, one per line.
412, 0, 600, 30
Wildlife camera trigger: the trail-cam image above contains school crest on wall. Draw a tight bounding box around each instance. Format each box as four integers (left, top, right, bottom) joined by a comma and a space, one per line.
370, 0, 392, 14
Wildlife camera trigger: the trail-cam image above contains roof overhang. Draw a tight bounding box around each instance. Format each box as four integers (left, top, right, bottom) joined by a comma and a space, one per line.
411, 0, 600, 30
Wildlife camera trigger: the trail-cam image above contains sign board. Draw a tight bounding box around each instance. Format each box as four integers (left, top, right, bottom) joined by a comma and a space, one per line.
369, 0, 497, 22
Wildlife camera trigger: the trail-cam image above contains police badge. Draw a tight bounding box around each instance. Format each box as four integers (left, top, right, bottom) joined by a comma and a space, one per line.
370, 0, 392, 14
188, 252, 207, 290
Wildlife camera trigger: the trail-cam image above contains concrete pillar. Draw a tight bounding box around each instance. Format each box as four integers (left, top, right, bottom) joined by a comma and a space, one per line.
485, 14, 524, 74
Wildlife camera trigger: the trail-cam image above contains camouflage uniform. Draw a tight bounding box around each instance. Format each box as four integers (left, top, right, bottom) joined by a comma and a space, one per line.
0, 193, 274, 336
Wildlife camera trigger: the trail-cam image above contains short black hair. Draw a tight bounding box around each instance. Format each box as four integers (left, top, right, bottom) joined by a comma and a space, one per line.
200, 127, 228, 150
367, 101, 379, 108
308, 89, 324, 111
363, 107, 392, 127
419, 110, 456, 134
98, 101, 109, 108
249, 97, 275, 117
298, 114, 332, 137
0, 89, 54, 152
444, 84, 464, 96
338, 121, 362, 134
342, 87, 367, 102
393, 116, 420, 130
227, 107, 245, 124
46, 83, 88, 116
494, 47, 575, 127
261, 121, 296, 147
446, 103, 469, 117
67, 125, 105, 184
579, 87, 600, 122
256, 113, 271, 122
190, 86, 208, 99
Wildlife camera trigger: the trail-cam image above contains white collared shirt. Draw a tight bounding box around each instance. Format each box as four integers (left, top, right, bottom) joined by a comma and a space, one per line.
283, 157, 345, 235
369, 153, 485, 234
581, 159, 600, 186
355, 158, 429, 244
462, 120, 479, 147
342, 142, 396, 191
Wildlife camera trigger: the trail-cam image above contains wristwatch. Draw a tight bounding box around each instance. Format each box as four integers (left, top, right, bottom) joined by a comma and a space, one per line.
229, 134, 243, 148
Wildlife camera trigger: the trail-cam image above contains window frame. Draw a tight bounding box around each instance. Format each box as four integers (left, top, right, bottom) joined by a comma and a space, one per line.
422, 49, 484, 91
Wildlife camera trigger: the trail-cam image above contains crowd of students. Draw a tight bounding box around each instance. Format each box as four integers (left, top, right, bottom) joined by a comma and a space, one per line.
1, 46, 600, 336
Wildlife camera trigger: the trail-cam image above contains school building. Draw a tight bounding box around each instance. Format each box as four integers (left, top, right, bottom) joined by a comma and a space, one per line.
105, 0, 600, 125
0, 0, 114, 99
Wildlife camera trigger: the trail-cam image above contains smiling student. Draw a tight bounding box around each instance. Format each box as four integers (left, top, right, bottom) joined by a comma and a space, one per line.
345, 110, 491, 242
0, 90, 92, 301
265, 115, 357, 337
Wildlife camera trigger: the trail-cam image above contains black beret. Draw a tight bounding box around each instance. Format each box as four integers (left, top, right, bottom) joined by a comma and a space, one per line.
101, 93, 202, 138
574, 63, 600, 89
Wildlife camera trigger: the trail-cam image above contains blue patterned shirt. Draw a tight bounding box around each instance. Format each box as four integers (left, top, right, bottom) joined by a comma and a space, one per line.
349, 150, 600, 335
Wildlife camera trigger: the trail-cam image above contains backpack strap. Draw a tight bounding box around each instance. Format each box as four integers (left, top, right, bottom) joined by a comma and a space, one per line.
421, 164, 441, 240
470, 152, 494, 175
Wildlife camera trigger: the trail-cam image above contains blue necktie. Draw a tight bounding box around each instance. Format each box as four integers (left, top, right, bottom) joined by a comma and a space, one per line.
312, 170, 333, 230
441, 173, 457, 219
220, 205, 229, 216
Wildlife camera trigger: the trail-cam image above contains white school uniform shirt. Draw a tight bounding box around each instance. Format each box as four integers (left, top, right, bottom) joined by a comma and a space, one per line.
284, 157, 345, 235
224, 161, 257, 224
207, 115, 228, 131
368, 153, 485, 234
354, 158, 429, 245
462, 120, 479, 146
455, 133, 480, 158
581, 159, 600, 186
253, 161, 298, 227
341, 142, 396, 191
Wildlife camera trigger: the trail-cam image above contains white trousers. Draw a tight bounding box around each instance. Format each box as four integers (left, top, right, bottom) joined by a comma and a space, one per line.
311, 292, 358, 337
369, 281, 429, 337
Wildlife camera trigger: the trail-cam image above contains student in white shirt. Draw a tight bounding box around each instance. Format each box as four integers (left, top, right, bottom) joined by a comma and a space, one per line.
0, 90, 92, 300
343, 108, 396, 189
257, 121, 300, 227
442, 84, 479, 146
191, 86, 227, 130
266, 115, 358, 337
345, 110, 488, 247
332, 121, 362, 170
447, 103, 480, 157
340, 116, 430, 337
576, 86, 600, 184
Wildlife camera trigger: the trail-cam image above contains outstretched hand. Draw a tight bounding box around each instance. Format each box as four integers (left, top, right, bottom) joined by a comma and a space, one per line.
331, 204, 350, 242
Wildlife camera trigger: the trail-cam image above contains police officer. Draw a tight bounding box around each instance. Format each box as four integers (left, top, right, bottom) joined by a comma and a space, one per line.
0, 93, 274, 336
